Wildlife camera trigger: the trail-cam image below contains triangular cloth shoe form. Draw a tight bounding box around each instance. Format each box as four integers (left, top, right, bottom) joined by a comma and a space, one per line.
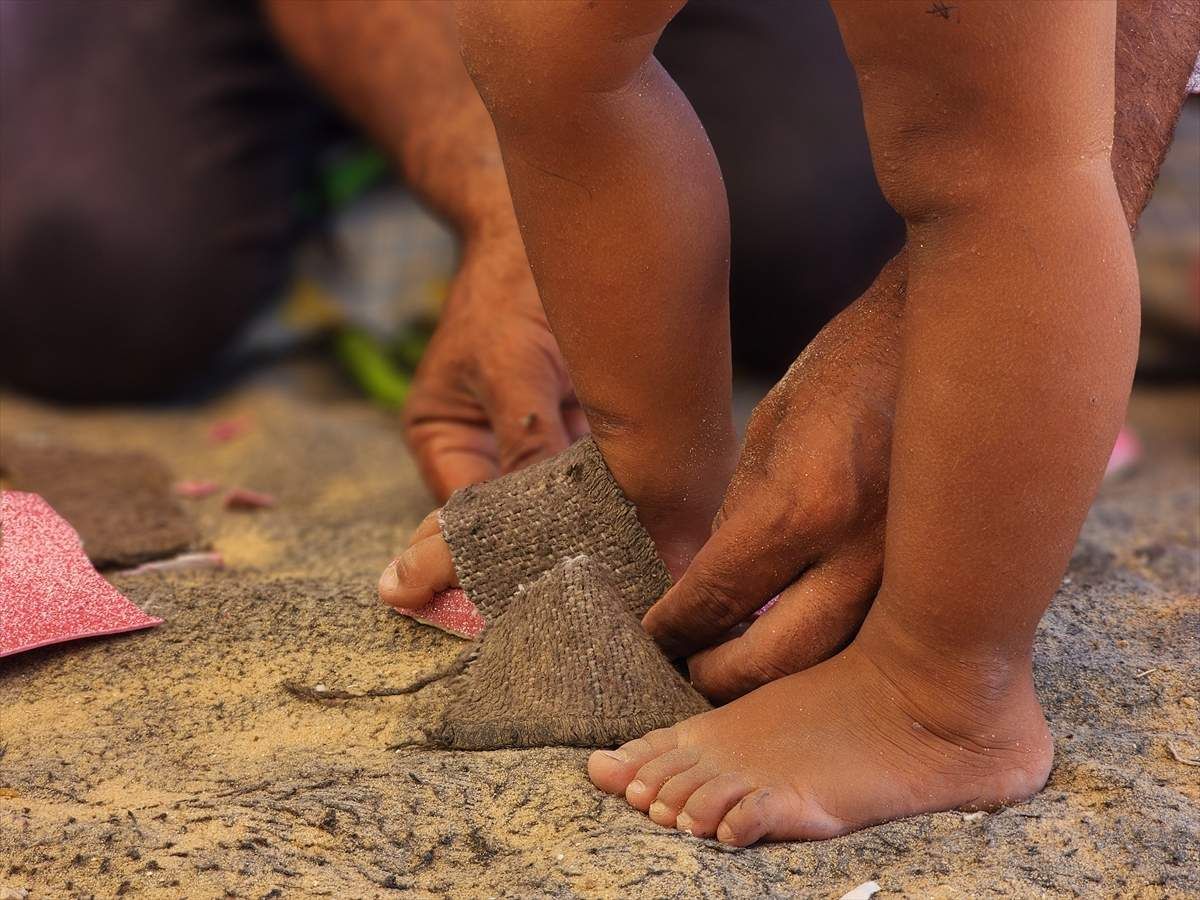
428, 556, 711, 750
439, 436, 672, 632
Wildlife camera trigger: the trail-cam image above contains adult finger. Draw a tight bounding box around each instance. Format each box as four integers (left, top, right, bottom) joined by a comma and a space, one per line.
405, 418, 498, 504
481, 364, 573, 474
564, 400, 591, 442
686, 554, 880, 703
641, 505, 815, 661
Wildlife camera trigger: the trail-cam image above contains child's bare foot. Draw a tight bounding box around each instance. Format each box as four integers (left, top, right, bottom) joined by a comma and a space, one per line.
587, 625, 1052, 845
378, 432, 734, 612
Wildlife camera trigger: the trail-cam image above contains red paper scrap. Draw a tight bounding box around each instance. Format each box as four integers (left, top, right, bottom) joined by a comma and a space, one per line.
223, 488, 276, 510
209, 417, 251, 444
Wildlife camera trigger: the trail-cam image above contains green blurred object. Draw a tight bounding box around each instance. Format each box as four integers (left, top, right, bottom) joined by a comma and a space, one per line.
301, 142, 442, 406
390, 318, 436, 371
333, 327, 411, 409
324, 148, 390, 209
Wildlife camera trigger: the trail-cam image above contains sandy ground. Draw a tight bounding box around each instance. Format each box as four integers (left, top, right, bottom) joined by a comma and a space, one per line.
1, 377, 1197, 899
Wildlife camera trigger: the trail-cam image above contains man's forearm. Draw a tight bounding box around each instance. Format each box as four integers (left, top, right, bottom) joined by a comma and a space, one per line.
264, 0, 520, 242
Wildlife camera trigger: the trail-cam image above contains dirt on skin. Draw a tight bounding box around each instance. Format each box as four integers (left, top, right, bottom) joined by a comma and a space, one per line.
0, 379, 1197, 899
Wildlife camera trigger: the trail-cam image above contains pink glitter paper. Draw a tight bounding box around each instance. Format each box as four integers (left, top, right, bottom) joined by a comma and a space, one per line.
0, 491, 162, 658
396, 587, 485, 640
223, 488, 276, 510
175, 480, 221, 499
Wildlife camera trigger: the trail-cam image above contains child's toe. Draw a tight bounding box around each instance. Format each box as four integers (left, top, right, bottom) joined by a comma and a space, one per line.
378, 534, 458, 609
623, 747, 700, 811
719, 786, 850, 844
715, 788, 777, 846
587, 728, 679, 794
675, 772, 754, 838
648, 764, 715, 826
408, 509, 443, 546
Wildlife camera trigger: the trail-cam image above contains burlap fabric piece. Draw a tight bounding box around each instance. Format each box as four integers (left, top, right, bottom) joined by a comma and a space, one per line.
429, 556, 710, 750
439, 436, 672, 630
0, 437, 198, 568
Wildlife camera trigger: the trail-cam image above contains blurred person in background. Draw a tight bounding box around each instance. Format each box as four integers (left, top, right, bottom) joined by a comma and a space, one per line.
4, 2, 1192, 505
0, 0, 901, 496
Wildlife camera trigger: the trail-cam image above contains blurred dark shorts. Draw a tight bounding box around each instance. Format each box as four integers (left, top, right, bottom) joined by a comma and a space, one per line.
0, 0, 902, 401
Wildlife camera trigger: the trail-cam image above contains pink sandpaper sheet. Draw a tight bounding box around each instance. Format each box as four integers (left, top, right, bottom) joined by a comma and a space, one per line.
1, 491, 162, 658
396, 587, 485, 640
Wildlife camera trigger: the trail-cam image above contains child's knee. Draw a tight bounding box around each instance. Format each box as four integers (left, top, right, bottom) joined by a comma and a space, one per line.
834, 3, 1120, 223
455, 0, 683, 126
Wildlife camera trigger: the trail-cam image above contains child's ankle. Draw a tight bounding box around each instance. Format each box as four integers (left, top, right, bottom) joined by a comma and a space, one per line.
854, 606, 1038, 706
588, 416, 737, 577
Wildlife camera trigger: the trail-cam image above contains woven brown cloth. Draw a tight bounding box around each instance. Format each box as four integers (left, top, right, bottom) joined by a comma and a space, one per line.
0, 437, 198, 568
430, 556, 711, 750
439, 436, 672, 630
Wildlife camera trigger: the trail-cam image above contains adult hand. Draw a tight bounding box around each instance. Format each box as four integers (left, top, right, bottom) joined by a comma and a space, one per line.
403, 238, 587, 502
642, 259, 907, 703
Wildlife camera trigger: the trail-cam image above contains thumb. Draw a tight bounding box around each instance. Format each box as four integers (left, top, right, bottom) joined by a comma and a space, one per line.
685, 553, 878, 703
642, 505, 814, 660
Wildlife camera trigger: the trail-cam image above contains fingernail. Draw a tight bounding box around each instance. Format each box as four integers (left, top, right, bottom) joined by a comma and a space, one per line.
716, 822, 734, 843
627, 780, 647, 797
378, 560, 399, 596
676, 813, 694, 836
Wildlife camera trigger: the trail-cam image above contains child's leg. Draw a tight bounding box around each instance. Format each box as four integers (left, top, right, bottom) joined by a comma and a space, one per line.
380, 1, 734, 606
455, 1, 735, 573
640, 0, 1200, 703
591, 0, 1145, 843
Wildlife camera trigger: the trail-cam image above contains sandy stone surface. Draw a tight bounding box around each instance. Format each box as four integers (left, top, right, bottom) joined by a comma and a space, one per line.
1, 381, 1197, 898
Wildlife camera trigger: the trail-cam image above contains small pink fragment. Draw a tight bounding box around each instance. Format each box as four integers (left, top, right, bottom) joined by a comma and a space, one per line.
209, 416, 251, 443
0, 491, 162, 658
1104, 426, 1142, 479
396, 587, 485, 640
117, 552, 225, 576
175, 480, 221, 499
754, 594, 781, 618
223, 488, 276, 510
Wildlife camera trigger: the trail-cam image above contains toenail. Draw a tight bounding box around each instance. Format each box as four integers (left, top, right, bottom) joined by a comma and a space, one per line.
716, 822, 734, 843
627, 780, 647, 796
598, 749, 626, 762
676, 813, 695, 835
378, 561, 399, 595
649, 801, 670, 820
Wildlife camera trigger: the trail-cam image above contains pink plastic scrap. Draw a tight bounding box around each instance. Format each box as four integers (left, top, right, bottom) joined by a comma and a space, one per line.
175, 480, 221, 499
116, 551, 225, 577
0, 491, 162, 658
208, 416, 251, 444
1104, 426, 1142, 479
223, 488, 276, 510
396, 587, 486, 640
754, 594, 780, 618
